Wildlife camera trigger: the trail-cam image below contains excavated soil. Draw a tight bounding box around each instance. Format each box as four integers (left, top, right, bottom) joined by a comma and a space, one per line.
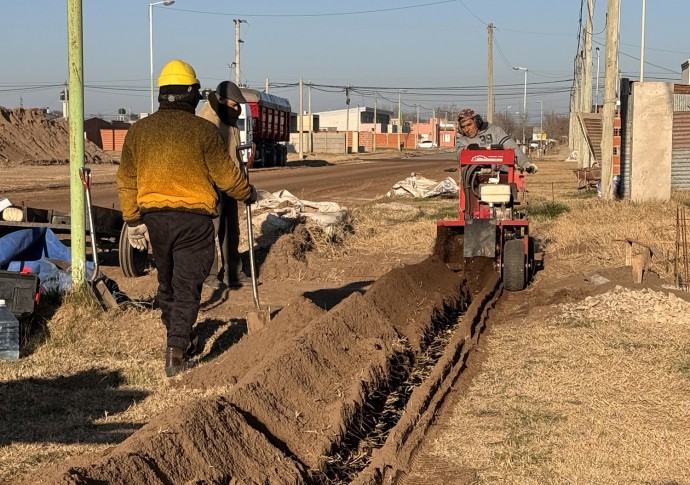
15, 250, 474, 484
0, 107, 112, 165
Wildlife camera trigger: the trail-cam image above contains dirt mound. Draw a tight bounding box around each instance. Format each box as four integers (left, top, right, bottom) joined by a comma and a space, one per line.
19, 256, 469, 484
0, 107, 112, 165
259, 224, 318, 280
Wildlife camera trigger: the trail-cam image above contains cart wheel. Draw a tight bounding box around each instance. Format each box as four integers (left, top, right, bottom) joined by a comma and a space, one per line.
503, 238, 526, 291
118, 222, 148, 277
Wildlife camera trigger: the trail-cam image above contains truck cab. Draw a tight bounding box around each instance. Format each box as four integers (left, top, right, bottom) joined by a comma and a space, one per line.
237, 103, 253, 165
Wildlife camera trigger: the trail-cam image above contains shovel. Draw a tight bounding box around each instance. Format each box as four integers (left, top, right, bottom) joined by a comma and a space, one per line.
79, 167, 117, 309
237, 143, 270, 332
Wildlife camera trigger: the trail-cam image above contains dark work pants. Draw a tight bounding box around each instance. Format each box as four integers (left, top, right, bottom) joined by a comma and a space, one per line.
143, 211, 215, 350
209, 191, 243, 285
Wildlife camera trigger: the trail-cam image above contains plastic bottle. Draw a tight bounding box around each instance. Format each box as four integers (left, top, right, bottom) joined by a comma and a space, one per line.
0, 299, 20, 361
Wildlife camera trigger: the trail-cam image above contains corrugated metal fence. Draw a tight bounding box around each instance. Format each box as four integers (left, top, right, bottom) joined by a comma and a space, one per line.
672, 93, 690, 190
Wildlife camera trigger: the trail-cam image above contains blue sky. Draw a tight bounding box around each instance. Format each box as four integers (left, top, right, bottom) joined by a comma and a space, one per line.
1, 1, 687, 125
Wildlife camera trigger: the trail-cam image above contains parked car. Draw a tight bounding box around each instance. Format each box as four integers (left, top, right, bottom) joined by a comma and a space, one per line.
417, 140, 438, 149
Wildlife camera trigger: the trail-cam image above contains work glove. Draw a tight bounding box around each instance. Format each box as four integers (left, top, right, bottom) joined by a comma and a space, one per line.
127, 222, 149, 251
244, 185, 258, 205
525, 162, 538, 174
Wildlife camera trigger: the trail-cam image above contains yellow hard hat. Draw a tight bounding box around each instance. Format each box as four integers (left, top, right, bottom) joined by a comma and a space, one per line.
158, 59, 200, 87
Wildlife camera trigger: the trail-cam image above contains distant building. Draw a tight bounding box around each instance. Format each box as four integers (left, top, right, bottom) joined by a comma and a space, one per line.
84, 117, 131, 151
314, 106, 393, 133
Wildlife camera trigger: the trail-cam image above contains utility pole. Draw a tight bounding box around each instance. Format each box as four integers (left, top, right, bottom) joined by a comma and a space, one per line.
373, 92, 378, 153
415, 104, 419, 148
233, 19, 248, 85
569, 55, 583, 165
67, 0, 86, 290
298, 78, 303, 160
432, 107, 436, 146
580, 0, 594, 168
345, 86, 350, 154
398, 90, 402, 151
487, 23, 494, 123
601, 0, 620, 200
308, 81, 312, 152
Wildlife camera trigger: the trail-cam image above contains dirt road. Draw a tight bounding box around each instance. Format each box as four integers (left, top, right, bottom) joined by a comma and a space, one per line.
2, 153, 457, 211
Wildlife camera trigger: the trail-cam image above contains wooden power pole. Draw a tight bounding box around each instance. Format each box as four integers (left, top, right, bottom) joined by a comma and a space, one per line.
601, 0, 620, 200
487, 23, 494, 123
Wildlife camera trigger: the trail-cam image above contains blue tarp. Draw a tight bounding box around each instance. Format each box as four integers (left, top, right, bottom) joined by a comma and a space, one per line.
0, 228, 96, 293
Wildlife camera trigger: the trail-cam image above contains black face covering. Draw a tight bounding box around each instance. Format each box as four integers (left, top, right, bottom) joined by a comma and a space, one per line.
158, 85, 201, 114
208, 92, 241, 126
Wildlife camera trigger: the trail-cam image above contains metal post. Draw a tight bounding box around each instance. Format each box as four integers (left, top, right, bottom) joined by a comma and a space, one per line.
415, 104, 419, 148
345, 86, 350, 154
373, 92, 377, 152
513, 66, 528, 145
595, 47, 599, 108
487, 23, 494, 123
149, 1, 174, 114
432, 107, 436, 146
298, 77, 303, 160
398, 90, 402, 151
640, 0, 646, 81
67, 0, 86, 289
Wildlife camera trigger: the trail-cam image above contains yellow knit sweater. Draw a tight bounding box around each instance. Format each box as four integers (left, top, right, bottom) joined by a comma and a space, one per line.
117, 108, 252, 222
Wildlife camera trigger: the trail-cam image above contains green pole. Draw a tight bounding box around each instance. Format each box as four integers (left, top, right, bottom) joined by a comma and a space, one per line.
67, 0, 86, 289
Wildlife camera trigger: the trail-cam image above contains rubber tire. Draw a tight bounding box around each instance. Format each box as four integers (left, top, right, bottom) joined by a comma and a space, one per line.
118, 222, 148, 277
503, 238, 526, 291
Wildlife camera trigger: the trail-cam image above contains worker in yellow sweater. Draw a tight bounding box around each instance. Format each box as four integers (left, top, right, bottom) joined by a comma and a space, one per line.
117, 59, 257, 377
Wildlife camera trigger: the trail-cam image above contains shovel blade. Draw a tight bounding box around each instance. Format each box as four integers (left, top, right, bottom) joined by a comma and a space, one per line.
247, 309, 270, 333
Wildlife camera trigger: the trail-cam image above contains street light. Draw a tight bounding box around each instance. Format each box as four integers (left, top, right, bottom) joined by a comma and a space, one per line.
513, 66, 528, 144
595, 47, 599, 111
149, 0, 175, 114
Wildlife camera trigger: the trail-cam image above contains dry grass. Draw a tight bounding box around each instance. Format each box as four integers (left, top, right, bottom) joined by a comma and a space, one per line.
430, 290, 690, 484
0, 295, 236, 481
4, 146, 690, 482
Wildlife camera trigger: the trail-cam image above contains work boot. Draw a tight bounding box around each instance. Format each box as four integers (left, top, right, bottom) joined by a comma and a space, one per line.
165, 346, 188, 377
226, 273, 252, 289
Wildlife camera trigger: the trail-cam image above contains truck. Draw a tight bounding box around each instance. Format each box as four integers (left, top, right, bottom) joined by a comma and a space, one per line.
238, 88, 291, 168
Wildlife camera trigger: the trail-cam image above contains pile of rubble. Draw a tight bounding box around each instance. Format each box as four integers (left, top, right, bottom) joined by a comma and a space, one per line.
553, 286, 690, 325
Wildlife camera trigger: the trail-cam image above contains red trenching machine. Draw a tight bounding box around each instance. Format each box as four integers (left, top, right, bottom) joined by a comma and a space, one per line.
436, 145, 534, 291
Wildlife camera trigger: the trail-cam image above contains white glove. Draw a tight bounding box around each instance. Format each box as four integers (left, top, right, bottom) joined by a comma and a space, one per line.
127, 223, 149, 251
525, 162, 538, 174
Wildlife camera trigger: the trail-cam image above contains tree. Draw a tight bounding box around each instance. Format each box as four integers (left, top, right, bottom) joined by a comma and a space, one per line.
492, 111, 519, 139
543, 112, 569, 141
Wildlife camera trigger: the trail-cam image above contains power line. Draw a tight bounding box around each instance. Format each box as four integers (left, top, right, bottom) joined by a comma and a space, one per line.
167, 1, 455, 18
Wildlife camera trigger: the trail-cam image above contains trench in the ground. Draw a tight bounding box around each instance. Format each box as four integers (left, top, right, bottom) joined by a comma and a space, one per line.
17, 255, 501, 485
318, 300, 466, 484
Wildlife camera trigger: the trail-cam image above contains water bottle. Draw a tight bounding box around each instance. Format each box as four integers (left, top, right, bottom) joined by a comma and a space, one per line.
0, 299, 20, 361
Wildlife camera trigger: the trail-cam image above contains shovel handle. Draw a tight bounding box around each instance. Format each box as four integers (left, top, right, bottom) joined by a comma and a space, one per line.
237, 142, 256, 172
79, 167, 92, 190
